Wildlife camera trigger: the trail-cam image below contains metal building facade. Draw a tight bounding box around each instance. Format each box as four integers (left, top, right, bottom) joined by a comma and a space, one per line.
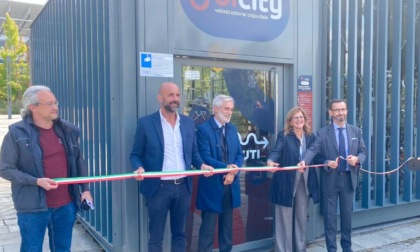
319, 0, 420, 221
30, 0, 420, 251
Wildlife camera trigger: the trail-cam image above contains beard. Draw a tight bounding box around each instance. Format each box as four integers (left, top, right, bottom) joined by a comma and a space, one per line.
163, 101, 179, 113
216, 111, 231, 124
331, 115, 346, 124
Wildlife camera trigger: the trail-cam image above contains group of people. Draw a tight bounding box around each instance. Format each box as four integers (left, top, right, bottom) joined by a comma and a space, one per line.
129, 82, 366, 252
0, 82, 366, 252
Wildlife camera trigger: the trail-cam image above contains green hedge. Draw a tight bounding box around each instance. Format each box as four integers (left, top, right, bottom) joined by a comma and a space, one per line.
0, 100, 22, 114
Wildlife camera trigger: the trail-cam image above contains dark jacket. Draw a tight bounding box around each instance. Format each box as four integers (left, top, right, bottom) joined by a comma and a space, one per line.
129, 111, 204, 198
196, 117, 244, 213
0, 116, 89, 213
268, 131, 322, 207
303, 123, 366, 192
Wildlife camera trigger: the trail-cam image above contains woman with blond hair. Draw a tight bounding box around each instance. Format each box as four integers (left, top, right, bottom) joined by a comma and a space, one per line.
267, 106, 323, 252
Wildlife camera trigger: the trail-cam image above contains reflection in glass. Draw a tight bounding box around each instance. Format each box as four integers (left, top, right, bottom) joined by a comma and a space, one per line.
182, 65, 276, 251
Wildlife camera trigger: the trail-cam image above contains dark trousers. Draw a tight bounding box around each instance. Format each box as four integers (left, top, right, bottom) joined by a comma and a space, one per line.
146, 182, 191, 252
323, 174, 354, 252
198, 185, 233, 252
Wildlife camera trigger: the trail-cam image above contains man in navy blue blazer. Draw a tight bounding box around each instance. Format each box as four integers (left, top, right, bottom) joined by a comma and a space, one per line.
300, 99, 366, 252
130, 82, 213, 252
196, 94, 244, 252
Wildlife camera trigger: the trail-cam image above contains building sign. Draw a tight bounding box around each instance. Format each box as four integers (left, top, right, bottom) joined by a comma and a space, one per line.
297, 75, 313, 127
184, 70, 201, 80
180, 0, 290, 42
139, 52, 174, 77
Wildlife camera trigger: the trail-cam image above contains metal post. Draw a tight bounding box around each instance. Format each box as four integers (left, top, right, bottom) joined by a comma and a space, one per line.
7, 56, 11, 119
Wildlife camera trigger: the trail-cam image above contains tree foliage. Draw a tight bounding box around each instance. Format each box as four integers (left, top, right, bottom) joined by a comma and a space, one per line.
0, 13, 30, 101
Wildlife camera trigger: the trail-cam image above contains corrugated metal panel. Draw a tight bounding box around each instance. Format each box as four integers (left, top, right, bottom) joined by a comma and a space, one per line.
30, 0, 113, 248
375, 0, 388, 206
322, 0, 420, 213
403, 0, 416, 202
361, 0, 374, 209
390, 0, 402, 204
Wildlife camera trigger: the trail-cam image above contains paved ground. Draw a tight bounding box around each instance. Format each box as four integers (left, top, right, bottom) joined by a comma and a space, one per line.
0, 115, 103, 252
306, 218, 420, 252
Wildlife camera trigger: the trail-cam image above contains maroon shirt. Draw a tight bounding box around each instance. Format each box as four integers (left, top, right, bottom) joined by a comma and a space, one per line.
38, 126, 72, 208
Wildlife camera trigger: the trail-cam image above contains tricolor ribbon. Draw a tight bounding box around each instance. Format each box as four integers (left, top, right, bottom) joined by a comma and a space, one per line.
338, 156, 418, 175
52, 157, 420, 185
53, 163, 328, 185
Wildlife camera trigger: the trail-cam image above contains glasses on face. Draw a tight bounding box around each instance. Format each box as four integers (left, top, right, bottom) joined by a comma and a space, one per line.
293, 115, 304, 120
331, 108, 347, 113
37, 101, 59, 107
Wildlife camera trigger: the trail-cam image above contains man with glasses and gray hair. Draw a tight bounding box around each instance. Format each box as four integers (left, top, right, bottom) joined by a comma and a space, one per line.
0, 85, 92, 251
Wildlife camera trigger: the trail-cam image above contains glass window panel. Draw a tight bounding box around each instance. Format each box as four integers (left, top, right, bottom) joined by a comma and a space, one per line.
182, 65, 276, 250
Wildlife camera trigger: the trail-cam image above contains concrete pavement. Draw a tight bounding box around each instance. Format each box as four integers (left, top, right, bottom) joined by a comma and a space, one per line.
306, 218, 420, 252
0, 114, 103, 252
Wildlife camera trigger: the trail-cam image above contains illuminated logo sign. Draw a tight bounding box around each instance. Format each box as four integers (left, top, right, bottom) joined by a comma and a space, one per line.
239, 132, 269, 160
181, 0, 290, 42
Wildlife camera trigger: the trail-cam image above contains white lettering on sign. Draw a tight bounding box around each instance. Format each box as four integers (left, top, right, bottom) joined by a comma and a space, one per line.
238, 0, 282, 19
243, 149, 261, 160
238, 132, 269, 160
190, 0, 283, 20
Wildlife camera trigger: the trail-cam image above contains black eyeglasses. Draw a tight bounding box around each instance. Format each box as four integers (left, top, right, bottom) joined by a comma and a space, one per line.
37, 101, 59, 107
331, 108, 347, 113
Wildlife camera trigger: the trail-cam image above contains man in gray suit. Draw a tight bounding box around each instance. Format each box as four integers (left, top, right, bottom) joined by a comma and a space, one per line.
300, 99, 366, 252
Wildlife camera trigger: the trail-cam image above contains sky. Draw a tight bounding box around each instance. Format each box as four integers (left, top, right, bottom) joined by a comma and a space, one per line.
11, 0, 48, 5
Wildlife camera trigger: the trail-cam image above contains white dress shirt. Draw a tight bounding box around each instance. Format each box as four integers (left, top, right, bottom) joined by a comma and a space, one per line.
160, 110, 186, 180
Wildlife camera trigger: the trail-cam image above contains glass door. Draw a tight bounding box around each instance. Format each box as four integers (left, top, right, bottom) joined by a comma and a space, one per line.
176, 60, 282, 251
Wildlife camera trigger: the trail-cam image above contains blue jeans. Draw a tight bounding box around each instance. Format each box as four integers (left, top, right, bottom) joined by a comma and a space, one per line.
17, 202, 76, 252
146, 182, 191, 252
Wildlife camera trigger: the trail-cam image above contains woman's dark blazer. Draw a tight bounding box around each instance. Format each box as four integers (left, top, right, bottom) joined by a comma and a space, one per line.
268, 131, 322, 207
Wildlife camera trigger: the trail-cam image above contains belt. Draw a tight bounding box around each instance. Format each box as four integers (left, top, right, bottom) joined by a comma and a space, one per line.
339, 170, 350, 175
160, 178, 185, 185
